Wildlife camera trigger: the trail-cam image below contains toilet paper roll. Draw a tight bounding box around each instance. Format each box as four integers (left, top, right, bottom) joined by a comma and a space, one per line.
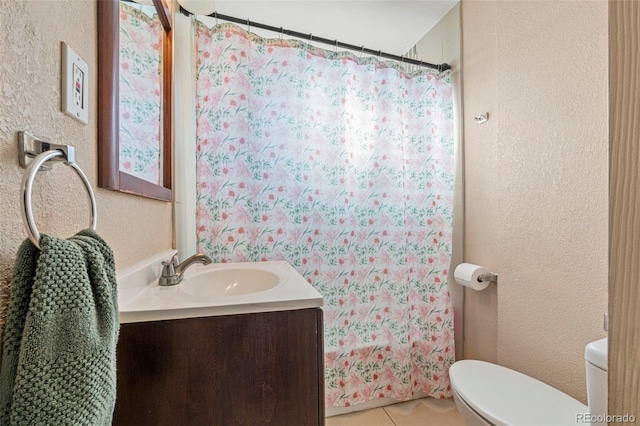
454, 263, 491, 291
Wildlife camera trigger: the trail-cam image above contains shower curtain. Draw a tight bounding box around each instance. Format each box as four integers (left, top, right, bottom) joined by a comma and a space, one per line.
118, 3, 162, 184
195, 22, 455, 407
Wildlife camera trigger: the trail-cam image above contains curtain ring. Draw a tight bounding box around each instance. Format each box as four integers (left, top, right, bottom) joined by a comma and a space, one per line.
214, 11, 218, 26
280, 27, 283, 41
309, 33, 313, 41
246, 18, 250, 32
334, 39, 338, 53
360, 45, 364, 58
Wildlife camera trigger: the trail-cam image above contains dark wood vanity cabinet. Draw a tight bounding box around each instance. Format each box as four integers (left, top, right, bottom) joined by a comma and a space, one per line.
113, 308, 325, 426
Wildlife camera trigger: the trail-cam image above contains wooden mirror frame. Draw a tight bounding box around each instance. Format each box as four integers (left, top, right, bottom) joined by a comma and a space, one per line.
97, 0, 172, 201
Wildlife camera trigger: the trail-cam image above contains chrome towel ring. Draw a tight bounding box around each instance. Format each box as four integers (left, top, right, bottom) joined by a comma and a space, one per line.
20, 149, 97, 250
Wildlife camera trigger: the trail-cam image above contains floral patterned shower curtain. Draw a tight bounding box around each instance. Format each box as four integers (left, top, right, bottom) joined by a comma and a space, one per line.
195, 22, 456, 407
118, 3, 162, 184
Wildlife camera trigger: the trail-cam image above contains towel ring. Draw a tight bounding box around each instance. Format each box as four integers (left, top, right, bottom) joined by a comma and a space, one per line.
20, 150, 97, 250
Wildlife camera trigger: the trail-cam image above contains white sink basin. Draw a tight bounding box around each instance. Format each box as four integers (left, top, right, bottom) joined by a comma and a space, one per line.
182, 268, 281, 297
118, 256, 324, 323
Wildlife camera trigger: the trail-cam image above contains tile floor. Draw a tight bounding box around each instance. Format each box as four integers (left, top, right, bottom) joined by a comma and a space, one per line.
325, 397, 465, 426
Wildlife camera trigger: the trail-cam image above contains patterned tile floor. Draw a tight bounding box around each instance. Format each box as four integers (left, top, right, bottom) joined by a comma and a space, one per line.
326, 397, 465, 426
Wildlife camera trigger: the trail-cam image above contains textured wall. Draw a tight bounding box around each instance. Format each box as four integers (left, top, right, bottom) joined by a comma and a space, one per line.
462, 0, 608, 403
0, 1, 173, 326
461, 0, 499, 365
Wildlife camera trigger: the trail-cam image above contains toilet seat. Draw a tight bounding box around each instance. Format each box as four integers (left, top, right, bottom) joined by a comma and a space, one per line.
449, 360, 588, 426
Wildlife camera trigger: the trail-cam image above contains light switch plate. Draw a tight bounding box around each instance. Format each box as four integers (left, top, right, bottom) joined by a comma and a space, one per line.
61, 42, 88, 124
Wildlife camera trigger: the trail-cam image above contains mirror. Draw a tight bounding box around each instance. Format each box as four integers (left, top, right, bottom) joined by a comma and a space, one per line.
97, 0, 172, 201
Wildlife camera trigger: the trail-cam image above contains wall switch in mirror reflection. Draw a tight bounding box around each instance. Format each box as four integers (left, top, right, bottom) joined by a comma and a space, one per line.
61, 42, 88, 125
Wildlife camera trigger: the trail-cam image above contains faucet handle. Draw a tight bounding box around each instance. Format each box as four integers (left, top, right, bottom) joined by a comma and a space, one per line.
161, 254, 179, 268
161, 254, 179, 277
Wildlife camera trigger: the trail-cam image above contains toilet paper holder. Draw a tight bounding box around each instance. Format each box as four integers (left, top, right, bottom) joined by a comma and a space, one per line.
477, 273, 499, 283
454, 263, 498, 290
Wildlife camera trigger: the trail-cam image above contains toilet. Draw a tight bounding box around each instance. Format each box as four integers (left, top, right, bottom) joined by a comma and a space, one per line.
449, 338, 608, 426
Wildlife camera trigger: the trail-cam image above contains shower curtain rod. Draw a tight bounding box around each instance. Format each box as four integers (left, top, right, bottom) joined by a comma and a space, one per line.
179, 7, 451, 73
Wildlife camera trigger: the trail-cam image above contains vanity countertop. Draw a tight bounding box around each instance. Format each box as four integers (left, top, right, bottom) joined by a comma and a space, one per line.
117, 250, 324, 323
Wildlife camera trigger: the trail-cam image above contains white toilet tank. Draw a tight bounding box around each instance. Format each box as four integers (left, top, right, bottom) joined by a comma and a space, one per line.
585, 338, 607, 426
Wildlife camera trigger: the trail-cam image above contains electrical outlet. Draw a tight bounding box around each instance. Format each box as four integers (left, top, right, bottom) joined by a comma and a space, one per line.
61, 42, 88, 124
73, 63, 84, 108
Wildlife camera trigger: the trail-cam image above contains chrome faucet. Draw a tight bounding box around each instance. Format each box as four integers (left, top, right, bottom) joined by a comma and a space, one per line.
159, 253, 213, 286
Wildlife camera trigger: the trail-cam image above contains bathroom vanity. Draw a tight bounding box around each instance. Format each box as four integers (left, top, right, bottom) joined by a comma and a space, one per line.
113, 255, 325, 426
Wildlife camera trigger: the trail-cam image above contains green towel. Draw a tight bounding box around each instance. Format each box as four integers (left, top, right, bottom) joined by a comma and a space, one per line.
0, 229, 119, 425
